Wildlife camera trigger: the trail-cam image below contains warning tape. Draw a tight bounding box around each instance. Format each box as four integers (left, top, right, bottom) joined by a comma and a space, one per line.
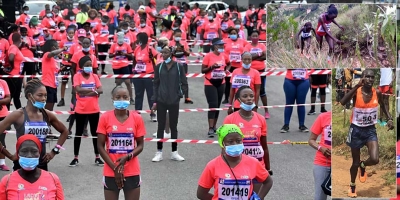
6, 102, 332, 115
2, 131, 312, 145
0, 69, 331, 78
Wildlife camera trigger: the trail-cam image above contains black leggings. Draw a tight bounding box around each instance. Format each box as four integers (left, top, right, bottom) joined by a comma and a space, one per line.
152, 21, 157, 36
4, 78, 22, 110
311, 87, 326, 97
182, 64, 189, 98
74, 113, 99, 156
22, 62, 36, 82
224, 67, 236, 101
205, 84, 225, 120
0, 117, 5, 148
156, 102, 179, 151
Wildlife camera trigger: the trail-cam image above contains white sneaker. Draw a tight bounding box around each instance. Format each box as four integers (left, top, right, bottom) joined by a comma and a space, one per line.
326, 87, 331, 94
152, 131, 171, 138
171, 151, 185, 161
152, 152, 163, 162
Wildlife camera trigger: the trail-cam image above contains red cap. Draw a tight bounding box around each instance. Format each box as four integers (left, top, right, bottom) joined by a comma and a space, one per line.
16, 134, 42, 156
77, 29, 86, 37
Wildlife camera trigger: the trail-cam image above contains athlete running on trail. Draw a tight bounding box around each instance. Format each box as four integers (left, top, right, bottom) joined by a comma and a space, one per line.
339, 69, 394, 198
295, 22, 316, 56
316, 4, 344, 61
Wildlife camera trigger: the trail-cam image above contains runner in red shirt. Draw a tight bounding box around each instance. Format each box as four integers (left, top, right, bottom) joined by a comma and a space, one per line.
53, 21, 67, 41
0, 79, 10, 171
97, 86, 146, 199
197, 124, 273, 200
16, 6, 31, 26
119, 4, 135, 21
94, 15, 110, 75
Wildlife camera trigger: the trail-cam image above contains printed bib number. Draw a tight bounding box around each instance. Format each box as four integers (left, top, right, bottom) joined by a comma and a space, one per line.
206, 32, 217, 40
0, 50, 2, 58
90, 22, 98, 27
352, 107, 378, 127
211, 70, 225, 79
0, 88, 4, 99
25, 17, 31, 25
135, 62, 146, 72
318, 23, 331, 32
229, 52, 241, 62
25, 122, 49, 143
218, 179, 251, 199
396, 156, 400, 174
323, 125, 332, 146
292, 70, 306, 79
243, 145, 264, 158
49, 20, 55, 27
221, 23, 228, 30
232, 75, 250, 88
100, 30, 109, 35
124, 37, 130, 44
152, 11, 157, 15
80, 83, 95, 98
108, 133, 134, 154
301, 32, 311, 38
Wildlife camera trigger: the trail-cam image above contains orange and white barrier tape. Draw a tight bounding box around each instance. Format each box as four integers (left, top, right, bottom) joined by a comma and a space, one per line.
0, 69, 331, 78
6, 102, 331, 115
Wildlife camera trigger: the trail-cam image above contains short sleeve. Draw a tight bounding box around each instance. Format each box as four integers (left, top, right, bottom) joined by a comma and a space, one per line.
150, 47, 158, 57
133, 113, 146, 138
73, 74, 80, 87
310, 114, 323, 136
198, 162, 215, 189
8, 45, 17, 55
127, 44, 133, 54
96, 113, 108, 134
1, 80, 10, 95
223, 114, 232, 124
50, 173, 65, 200
230, 70, 237, 83
224, 54, 229, 64
260, 115, 267, 137
94, 74, 102, 87
91, 55, 98, 68
202, 53, 210, 66
261, 44, 267, 53
68, 45, 75, 55
254, 70, 261, 85
254, 160, 269, 183
70, 52, 78, 64
59, 41, 64, 48
0, 174, 8, 200
109, 44, 115, 53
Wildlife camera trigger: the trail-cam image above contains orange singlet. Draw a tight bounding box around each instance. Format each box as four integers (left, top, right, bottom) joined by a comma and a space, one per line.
350, 88, 378, 127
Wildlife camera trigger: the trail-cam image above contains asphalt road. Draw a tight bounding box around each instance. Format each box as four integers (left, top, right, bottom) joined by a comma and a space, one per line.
0, 60, 332, 199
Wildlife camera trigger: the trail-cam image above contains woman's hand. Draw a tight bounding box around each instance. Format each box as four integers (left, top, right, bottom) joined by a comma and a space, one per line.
227, 107, 233, 115
43, 151, 56, 163
114, 155, 129, 174
114, 167, 125, 189
319, 147, 331, 158
387, 120, 394, 131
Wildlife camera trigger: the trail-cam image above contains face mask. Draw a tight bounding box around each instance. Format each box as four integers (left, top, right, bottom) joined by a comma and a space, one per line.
101, 22, 107, 26
252, 8, 255, 11
165, 57, 171, 63
162, 27, 166, 31
229, 34, 237, 40
174, 37, 181, 42
138, 42, 142, 46
113, 100, 130, 110
70, 16, 75, 20
19, 156, 39, 171
156, 46, 162, 52
208, 16, 213, 20
83, 67, 92, 73
123, 29, 128, 33
47, 14, 53, 18
60, 26, 66, 31
232, 18, 237, 21
140, 23, 145, 27
217, 48, 224, 53
82, 47, 90, 52
24, 11, 29, 14
242, 63, 251, 69
234, 25, 240, 29
224, 144, 244, 157
172, 27, 178, 30
240, 102, 256, 111
251, 38, 259, 43
30, 95, 46, 109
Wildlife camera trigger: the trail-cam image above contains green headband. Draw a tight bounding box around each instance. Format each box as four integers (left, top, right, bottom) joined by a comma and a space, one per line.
216, 124, 244, 148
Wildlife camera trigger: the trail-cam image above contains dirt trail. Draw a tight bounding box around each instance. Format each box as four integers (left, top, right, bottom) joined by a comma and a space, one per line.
332, 153, 396, 198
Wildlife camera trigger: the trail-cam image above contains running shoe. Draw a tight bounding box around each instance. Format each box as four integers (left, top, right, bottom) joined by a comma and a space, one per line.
359, 161, 367, 183
299, 125, 309, 132
152, 131, 171, 139
185, 98, 194, 104
152, 152, 163, 162
101, 71, 107, 75
348, 185, 357, 198
208, 128, 215, 138
57, 99, 65, 107
95, 158, 104, 166
0, 164, 10, 171
69, 159, 79, 167
171, 151, 185, 161
307, 110, 316, 115
150, 114, 157, 122
320, 108, 327, 113
264, 112, 270, 119
326, 87, 331, 94
280, 125, 289, 133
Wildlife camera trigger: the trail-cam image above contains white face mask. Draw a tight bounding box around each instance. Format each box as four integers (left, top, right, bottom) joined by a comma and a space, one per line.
140, 23, 145, 27
24, 10, 29, 14
70, 16, 75, 20
60, 26, 66, 31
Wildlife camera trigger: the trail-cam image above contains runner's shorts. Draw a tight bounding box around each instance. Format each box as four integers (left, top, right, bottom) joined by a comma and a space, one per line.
310, 74, 328, 88
103, 175, 141, 191
346, 124, 378, 149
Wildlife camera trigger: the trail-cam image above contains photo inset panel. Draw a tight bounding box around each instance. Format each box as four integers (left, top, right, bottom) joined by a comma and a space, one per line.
332, 68, 397, 198
267, 4, 396, 69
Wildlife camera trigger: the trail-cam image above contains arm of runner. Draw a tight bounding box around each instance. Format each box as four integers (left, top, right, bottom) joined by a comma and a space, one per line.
340, 78, 364, 106
376, 89, 393, 130
0, 111, 21, 161
260, 135, 271, 171
97, 134, 116, 169
332, 19, 344, 31
258, 176, 273, 198
48, 110, 69, 147
0, 93, 10, 110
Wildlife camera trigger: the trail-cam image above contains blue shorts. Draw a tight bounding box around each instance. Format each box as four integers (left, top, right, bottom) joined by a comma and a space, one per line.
346, 124, 378, 149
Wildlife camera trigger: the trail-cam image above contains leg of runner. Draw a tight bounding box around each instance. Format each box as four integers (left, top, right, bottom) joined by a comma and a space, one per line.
182, 64, 193, 104
152, 102, 168, 162
143, 78, 157, 122
123, 186, 140, 200
169, 103, 184, 161
313, 165, 330, 200
88, 112, 104, 166
0, 117, 9, 171
70, 113, 87, 167
349, 148, 361, 197
259, 73, 270, 119
295, 79, 309, 132
360, 140, 379, 181
57, 68, 69, 107
309, 87, 318, 115
133, 79, 145, 112
281, 79, 297, 133
324, 34, 335, 62
319, 86, 327, 113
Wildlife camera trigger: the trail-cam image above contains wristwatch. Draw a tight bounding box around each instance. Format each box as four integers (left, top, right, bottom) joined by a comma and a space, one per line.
52, 147, 60, 154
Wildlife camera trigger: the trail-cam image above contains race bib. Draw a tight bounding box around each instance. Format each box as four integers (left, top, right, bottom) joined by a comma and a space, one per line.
25, 17, 31, 25
206, 32, 217, 40
100, 30, 109, 35
229, 52, 241, 62
323, 125, 332, 146
301, 31, 311, 38
124, 37, 130, 44
352, 107, 378, 127
232, 75, 250, 88
108, 133, 134, 154
217, 179, 251, 199
18, 189, 48, 200
0, 50, 2, 59
211, 70, 225, 79
25, 122, 50, 143
221, 23, 228, 30
49, 20, 55, 27
90, 22, 98, 27
176, 57, 186, 64
152, 11, 157, 15
243, 145, 264, 158
80, 83, 95, 98
317, 23, 331, 32
396, 156, 400, 174
292, 69, 306, 79
0, 88, 4, 99
135, 62, 146, 72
